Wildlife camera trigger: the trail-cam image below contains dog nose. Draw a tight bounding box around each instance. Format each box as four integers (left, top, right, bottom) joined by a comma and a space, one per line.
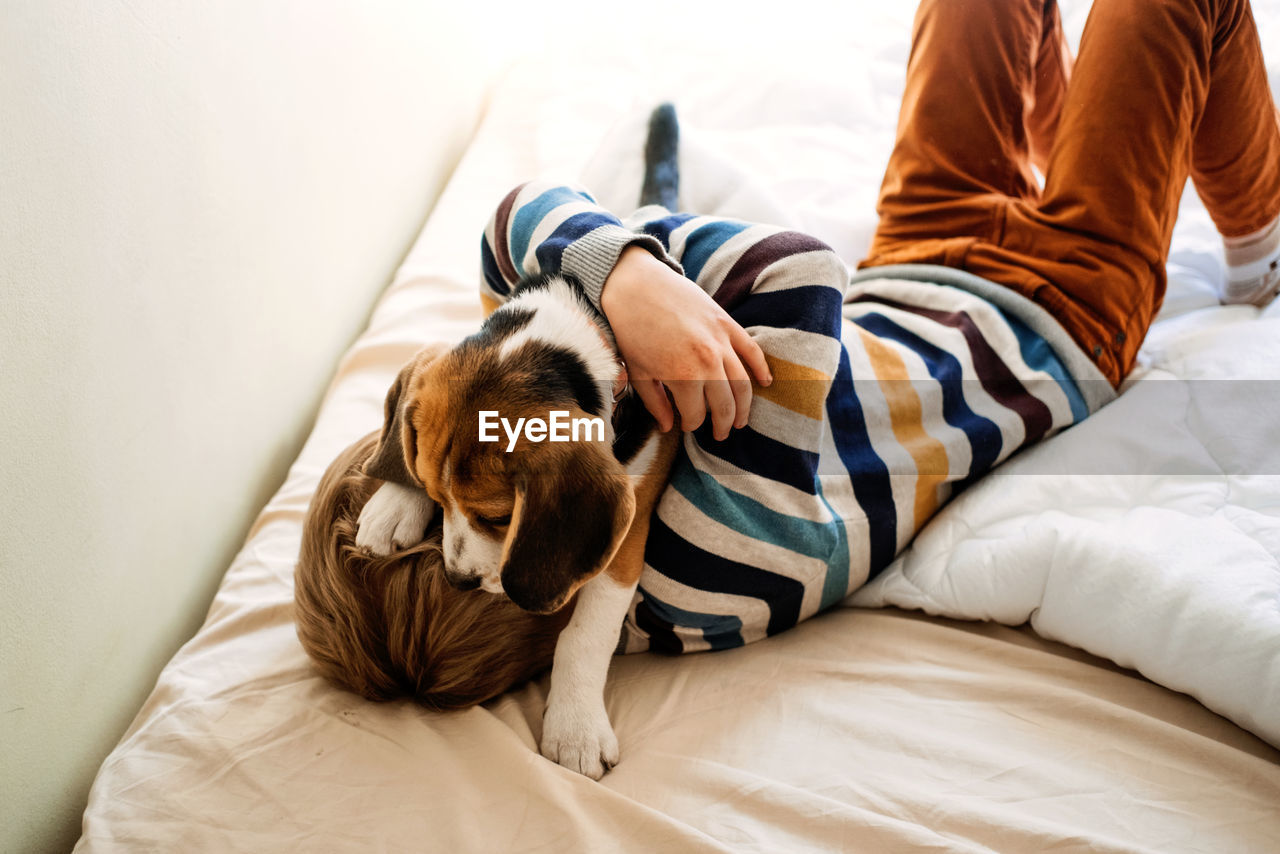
444, 571, 481, 591
502, 577, 563, 615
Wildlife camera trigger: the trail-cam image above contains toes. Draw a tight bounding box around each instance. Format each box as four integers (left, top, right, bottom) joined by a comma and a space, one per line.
540, 713, 618, 779
544, 739, 605, 780
567, 748, 606, 781
390, 522, 423, 550
388, 497, 434, 550
354, 515, 394, 556
601, 733, 620, 770
355, 485, 434, 555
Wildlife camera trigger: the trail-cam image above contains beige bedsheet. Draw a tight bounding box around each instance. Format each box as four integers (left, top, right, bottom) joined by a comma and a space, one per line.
77, 11, 1280, 851
78, 598, 1280, 852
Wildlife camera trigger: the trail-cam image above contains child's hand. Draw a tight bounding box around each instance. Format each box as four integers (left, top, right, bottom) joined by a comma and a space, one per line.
600, 245, 772, 440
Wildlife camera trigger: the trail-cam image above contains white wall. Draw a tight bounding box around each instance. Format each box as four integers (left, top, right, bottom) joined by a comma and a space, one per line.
0, 2, 514, 851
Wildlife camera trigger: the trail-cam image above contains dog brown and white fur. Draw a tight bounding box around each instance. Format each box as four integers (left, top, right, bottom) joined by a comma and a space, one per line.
351, 272, 679, 778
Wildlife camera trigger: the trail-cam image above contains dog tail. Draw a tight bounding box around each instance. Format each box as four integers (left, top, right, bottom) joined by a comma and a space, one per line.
640, 102, 680, 211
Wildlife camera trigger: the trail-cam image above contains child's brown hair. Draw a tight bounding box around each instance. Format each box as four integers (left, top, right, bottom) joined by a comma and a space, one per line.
294, 433, 569, 710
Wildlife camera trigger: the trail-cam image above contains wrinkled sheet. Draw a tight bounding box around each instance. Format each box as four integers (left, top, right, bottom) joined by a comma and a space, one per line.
78, 4, 1280, 851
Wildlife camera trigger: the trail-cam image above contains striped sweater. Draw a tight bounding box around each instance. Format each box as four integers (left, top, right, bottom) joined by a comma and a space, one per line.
482, 181, 1116, 654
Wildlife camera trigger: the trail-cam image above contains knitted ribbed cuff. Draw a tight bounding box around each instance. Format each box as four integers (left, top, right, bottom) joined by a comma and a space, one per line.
561, 224, 684, 314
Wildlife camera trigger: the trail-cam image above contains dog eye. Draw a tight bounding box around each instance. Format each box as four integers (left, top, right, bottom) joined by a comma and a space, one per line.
477, 513, 512, 528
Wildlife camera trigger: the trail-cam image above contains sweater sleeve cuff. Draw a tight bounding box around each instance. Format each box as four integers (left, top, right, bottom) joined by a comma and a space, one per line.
560, 224, 684, 313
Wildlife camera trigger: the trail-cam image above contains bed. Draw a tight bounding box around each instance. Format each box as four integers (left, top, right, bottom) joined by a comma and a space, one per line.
75, 3, 1280, 851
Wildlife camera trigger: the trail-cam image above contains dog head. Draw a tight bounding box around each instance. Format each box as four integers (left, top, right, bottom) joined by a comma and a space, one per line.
362, 275, 635, 614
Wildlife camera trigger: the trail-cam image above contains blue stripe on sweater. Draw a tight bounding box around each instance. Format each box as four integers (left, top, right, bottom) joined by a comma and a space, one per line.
641, 213, 698, 250
509, 186, 603, 271
681, 220, 752, 282
479, 236, 508, 297
636, 588, 745, 652
730, 286, 846, 338
534, 211, 623, 277
826, 348, 898, 576
668, 456, 843, 567
644, 514, 807, 639
997, 307, 1089, 423
852, 311, 1004, 477
694, 425, 820, 494
814, 477, 851, 609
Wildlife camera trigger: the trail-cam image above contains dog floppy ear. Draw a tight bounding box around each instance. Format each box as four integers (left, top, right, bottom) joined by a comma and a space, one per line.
362, 344, 448, 487
499, 444, 636, 614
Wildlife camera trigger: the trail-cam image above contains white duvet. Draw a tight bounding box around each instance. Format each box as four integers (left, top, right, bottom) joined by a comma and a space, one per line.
848, 318, 1280, 745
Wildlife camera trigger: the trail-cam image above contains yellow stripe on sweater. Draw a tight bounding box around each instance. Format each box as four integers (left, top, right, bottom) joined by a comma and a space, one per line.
855, 328, 949, 528
480, 293, 503, 318
755, 354, 830, 421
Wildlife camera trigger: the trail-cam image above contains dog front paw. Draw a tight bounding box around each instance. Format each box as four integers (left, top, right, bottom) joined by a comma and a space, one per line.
355, 481, 435, 555
540, 701, 619, 780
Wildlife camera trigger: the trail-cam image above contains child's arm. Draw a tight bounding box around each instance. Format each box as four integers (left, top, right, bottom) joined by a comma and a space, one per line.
480, 182, 675, 311
481, 181, 770, 439
601, 245, 771, 439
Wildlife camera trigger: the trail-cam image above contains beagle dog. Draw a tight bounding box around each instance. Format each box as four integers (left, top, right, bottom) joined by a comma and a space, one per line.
354, 272, 680, 779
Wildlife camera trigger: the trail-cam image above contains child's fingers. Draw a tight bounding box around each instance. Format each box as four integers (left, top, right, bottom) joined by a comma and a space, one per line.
728, 323, 771, 386
635, 378, 675, 433
725, 356, 753, 429
669, 381, 708, 434
704, 379, 736, 441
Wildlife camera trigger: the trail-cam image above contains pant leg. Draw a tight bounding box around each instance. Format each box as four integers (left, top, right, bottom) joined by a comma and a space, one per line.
1036, 0, 1280, 246
1189, 1, 1280, 237
864, 0, 1280, 388
862, 0, 1068, 262
1027, 2, 1073, 174
978, 0, 1280, 386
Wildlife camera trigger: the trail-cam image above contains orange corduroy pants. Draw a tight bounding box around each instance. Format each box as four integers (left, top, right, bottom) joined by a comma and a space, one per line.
859, 0, 1280, 386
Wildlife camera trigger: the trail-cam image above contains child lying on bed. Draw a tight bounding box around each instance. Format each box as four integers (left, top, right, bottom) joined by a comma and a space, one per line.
296, 0, 1280, 696
479, 0, 1280, 653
